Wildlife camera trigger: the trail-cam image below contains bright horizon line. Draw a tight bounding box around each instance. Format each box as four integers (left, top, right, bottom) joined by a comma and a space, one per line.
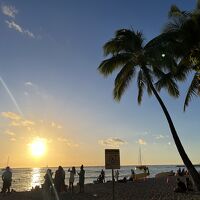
1, 163, 193, 169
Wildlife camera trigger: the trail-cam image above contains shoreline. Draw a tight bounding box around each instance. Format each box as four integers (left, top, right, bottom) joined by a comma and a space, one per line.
0, 177, 200, 200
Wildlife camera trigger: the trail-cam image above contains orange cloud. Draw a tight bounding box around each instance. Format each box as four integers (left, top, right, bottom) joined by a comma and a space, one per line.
5, 130, 16, 136
2, 112, 21, 120
98, 137, 126, 147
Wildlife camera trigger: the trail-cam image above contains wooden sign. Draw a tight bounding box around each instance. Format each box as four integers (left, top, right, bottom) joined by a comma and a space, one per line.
105, 149, 120, 169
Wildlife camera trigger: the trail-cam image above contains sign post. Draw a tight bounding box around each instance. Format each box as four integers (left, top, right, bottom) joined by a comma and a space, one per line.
105, 149, 120, 200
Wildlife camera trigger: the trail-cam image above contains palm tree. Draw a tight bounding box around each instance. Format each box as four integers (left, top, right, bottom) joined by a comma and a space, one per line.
98, 29, 200, 190
168, 4, 200, 111
146, 2, 200, 111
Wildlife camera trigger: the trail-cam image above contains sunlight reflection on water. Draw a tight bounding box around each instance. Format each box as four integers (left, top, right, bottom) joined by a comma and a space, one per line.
30, 168, 42, 189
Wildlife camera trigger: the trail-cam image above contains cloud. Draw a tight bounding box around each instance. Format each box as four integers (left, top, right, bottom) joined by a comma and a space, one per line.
155, 134, 165, 140
51, 122, 62, 129
1, 112, 35, 128
24, 81, 48, 99
1, 5, 18, 18
137, 139, 147, 145
5, 20, 22, 32
10, 119, 35, 127
21, 120, 35, 126
5, 20, 35, 38
10, 137, 16, 142
98, 138, 126, 147
57, 137, 79, 147
24, 30, 35, 38
25, 82, 34, 86
154, 134, 169, 140
5, 130, 16, 136
10, 121, 21, 127
2, 112, 21, 121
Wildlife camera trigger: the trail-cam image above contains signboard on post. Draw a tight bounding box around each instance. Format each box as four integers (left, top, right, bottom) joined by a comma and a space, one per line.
105, 149, 120, 169
105, 149, 120, 200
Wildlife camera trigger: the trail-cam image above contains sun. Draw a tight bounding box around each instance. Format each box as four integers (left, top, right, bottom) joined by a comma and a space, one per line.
30, 138, 46, 157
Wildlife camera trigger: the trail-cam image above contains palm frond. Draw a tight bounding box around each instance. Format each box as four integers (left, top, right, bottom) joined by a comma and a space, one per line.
168, 4, 190, 18
163, 19, 184, 33
113, 64, 135, 101
115, 29, 144, 51
145, 31, 179, 50
173, 55, 193, 81
103, 29, 144, 56
103, 39, 122, 56
155, 73, 179, 97
184, 72, 200, 111
98, 53, 132, 76
137, 70, 145, 104
168, 5, 181, 18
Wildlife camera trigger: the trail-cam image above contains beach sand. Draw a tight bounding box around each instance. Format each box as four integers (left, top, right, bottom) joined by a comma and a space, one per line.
0, 177, 200, 200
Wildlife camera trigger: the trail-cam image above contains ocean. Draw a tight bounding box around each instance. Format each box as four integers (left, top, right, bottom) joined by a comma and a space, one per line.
0, 165, 199, 191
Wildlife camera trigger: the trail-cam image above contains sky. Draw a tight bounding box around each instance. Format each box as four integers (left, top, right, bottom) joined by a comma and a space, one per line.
0, 0, 199, 168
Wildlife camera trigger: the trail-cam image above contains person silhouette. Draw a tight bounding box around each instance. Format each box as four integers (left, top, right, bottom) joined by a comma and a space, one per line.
78, 165, 85, 193
1, 166, 12, 194
68, 167, 76, 192
54, 166, 65, 193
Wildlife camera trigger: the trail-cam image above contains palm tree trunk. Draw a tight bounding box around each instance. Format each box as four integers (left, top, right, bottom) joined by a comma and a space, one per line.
143, 67, 200, 191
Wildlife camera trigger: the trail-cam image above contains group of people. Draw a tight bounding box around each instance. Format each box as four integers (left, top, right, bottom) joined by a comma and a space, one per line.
95, 169, 120, 184
43, 165, 85, 194
95, 169, 137, 184
174, 177, 193, 193
176, 168, 189, 176
96, 169, 105, 183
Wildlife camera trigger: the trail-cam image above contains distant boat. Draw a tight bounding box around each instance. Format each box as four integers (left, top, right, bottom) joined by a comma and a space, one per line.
134, 146, 149, 180
135, 146, 149, 171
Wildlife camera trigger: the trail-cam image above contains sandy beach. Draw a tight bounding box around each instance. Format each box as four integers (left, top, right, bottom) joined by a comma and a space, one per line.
0, 177, 200, 200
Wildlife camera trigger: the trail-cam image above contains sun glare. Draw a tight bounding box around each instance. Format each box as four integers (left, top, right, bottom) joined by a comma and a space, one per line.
30, 138, 46, 157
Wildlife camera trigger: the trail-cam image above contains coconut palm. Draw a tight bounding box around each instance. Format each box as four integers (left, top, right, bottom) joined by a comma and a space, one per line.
98, 29, 200, 190
146, 2, 200, 111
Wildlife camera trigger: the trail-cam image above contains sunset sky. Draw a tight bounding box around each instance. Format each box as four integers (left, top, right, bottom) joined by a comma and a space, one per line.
0, 0, 199, 168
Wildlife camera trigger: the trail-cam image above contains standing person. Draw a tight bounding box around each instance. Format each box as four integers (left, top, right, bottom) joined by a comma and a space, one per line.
101, 169, 105, 183
43, 169, 53, 192
1, 166, 12, 194
174, 178, 187, 193
186, 177, 193, 191
115, 170, 119, 182
129, 169, 135, 181
60, 166, 65, 192
78, 165, 85, 193
54, 166, 65, 194
68, 167, 76, 192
